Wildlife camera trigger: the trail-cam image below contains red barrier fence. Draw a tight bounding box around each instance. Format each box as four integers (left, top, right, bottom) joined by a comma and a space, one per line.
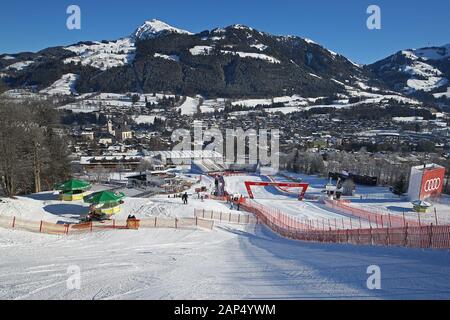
324, 199, 434, 228
240, 199, 312, 231
206, 194, 228, 201
0, 215, 214, 236
239, 198, 450, 250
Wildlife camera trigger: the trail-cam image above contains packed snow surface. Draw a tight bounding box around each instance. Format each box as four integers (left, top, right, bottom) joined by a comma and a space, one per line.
1, 173, 450, 299
1, 222, 450, 299
224, 173, 450, 228
39, 74, 79, 96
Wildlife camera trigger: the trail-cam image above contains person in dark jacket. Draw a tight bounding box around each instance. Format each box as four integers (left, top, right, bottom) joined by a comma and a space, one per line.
182, 192, 188, 205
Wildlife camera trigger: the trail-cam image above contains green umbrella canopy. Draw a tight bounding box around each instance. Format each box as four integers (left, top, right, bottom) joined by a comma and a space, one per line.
84, 191, 125, 205
55, 179, 91, 191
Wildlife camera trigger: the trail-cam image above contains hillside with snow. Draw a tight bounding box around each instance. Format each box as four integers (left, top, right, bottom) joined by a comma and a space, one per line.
133, 19, 193, 40
0, 19, 448, 108
368, 44, 450, 99
0, 19, 369, 99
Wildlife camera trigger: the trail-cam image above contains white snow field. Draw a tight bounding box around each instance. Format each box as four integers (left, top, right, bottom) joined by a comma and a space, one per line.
1, 174, 450, 299
224, 173, 450, 228
132, 115, 166, 125
4, 60, 34, 71
275, 173, 450, 225
64, 38, 136, 71
1, 221, 450, 299
0, 188, 239, 224
39, 73, 79, 96
177, 97, 200, 115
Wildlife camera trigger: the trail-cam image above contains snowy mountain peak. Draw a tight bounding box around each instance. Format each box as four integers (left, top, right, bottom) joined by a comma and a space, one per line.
228, 24, 253, 30
401, 44, 450, 61
133, 19, 193, 40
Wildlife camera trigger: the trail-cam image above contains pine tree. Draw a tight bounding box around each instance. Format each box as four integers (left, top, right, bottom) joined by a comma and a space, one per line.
392, 174, 407, 195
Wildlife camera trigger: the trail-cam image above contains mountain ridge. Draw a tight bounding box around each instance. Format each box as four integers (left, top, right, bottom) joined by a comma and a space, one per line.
0, 19, 448, 104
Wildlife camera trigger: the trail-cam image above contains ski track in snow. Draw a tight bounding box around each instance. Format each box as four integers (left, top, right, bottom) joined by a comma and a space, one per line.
1, 224, 450, 299
0, 174, 450, 299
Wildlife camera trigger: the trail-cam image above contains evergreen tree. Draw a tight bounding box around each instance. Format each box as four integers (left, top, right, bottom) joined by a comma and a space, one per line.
392, 174, 407, 195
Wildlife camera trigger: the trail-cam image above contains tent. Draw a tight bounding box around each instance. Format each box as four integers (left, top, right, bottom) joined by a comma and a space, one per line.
55, 179, 91, 201
84, 191, 125, 216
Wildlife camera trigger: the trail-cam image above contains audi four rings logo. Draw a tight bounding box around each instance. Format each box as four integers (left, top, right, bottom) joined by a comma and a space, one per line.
424, 178, 441, 192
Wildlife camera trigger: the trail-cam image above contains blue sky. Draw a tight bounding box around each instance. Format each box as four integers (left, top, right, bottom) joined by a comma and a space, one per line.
0, 0, 449, 64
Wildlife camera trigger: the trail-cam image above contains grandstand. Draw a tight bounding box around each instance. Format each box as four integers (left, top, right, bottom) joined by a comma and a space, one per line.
191, 159, 228, 173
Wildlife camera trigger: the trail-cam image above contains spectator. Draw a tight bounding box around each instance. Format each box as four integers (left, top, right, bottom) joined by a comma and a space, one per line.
182, 192, 188, 205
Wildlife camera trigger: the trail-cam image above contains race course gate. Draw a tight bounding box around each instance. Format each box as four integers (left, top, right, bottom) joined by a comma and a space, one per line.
244, 181, 309, 200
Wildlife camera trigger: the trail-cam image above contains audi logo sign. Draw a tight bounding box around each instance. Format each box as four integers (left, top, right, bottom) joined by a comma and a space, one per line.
424, 178, 441, 192
409, 165, 445, 200
419, 167, 445, 200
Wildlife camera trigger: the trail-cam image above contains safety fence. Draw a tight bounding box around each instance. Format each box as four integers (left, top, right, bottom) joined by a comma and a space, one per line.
240, 199, 312, 230
0, 215, 214, 236
0, 215, 70, 235
278, 173, 303, 183
266, 175, 319, 200
206, 194, 228, 201
324, 199, 440, 228
208, 171, 251, 177
238, 198, 450, 249
194, 209, 257, 224
358, 193, 407, 200
139, 216, 214, 230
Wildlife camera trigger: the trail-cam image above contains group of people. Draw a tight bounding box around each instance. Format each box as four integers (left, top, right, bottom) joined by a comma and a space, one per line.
227, 194, 243, 210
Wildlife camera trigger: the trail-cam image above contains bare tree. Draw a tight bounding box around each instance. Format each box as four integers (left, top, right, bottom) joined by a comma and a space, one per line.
0, 98, 71, 197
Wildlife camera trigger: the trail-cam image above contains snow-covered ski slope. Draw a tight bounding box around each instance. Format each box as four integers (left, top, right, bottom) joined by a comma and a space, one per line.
2, 222, 450, 299
1, 174, 450, 299
224, 173, 450, 227
224, 175, 371, 228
